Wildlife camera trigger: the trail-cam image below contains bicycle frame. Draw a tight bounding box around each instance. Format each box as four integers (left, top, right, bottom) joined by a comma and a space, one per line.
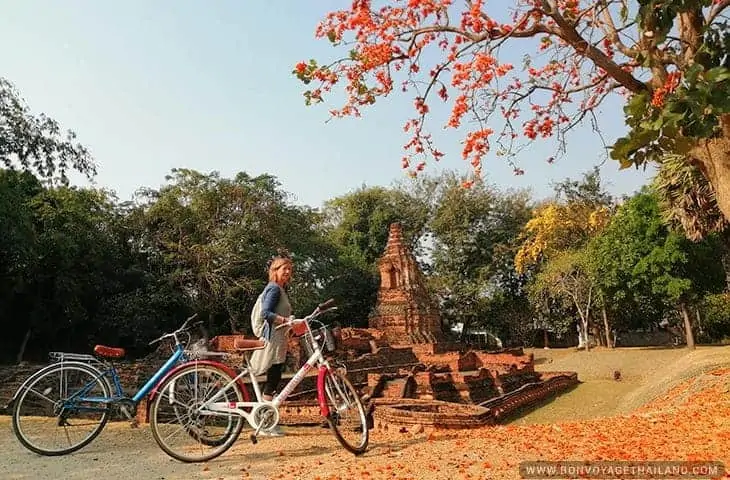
65, 344, 186, 410
178, 322, 336, 432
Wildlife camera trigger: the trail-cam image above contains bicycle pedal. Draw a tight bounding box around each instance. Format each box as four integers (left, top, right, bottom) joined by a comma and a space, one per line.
119, 405, 133, 420
129, 418, 139, 429
249, 434, 258, 445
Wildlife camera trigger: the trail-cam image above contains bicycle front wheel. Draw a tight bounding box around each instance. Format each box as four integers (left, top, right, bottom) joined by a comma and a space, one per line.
149, 363, 244, 463
12, 362, 111, 456
322, 367, 369, 455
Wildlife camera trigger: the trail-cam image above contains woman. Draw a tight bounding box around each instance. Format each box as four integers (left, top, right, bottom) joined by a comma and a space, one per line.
249, 255, 294, 436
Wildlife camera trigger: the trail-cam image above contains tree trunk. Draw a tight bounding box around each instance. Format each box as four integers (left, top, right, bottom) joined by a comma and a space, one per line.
695, 306, 703, 336
543, 329, 549, 349
460, 317, 472, 343
691, 114, 730, 222
602, 305, 613, 349
576, 315, 591, 351
720, 230, 730, 291
576, 322, 585, 349
679, 302, 696, 350
228, 314, 239, 334
591, 324, 605, 346
16, 328, 32, 364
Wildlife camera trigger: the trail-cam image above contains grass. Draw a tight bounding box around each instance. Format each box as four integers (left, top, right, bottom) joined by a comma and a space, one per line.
506, 344, 730, 425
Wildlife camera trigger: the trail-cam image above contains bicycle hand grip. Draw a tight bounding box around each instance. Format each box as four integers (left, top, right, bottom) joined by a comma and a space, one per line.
318, 298, 336, 310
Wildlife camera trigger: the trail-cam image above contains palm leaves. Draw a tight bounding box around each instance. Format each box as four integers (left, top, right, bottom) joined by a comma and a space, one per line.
653, 153, 728, 241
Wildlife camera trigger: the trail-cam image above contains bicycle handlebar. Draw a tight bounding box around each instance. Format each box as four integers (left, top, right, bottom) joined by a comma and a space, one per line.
275, 299, 338, 331
148, 313, 201, 346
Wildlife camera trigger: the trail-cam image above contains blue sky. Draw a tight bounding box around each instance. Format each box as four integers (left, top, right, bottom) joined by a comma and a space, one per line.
0, 0, 654, 209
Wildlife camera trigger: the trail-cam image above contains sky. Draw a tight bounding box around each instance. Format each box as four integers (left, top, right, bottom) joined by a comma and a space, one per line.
0, 0, 655, 209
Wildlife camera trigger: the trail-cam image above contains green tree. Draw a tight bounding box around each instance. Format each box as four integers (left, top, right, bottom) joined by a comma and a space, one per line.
652, 153, 730, 290
1, 78, 95, 184
516, 168, 614, 346
322, 185, 430, 265
423, 172, 532, 343
589, 189, 725, 349
133, 168, 333, 335
529, 249, 595, 350
0, 171, 140, 362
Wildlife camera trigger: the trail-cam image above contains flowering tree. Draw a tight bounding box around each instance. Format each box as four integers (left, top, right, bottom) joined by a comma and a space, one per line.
294, 1, 730, 217
514, 201, 610, 273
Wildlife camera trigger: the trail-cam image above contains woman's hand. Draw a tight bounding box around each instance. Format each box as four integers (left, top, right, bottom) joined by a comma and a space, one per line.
274, 315, 294, 326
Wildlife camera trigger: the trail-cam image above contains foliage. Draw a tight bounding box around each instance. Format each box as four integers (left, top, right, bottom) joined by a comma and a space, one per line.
422, 172, 532, 337
321, 185, 430, 267
652, 153, 727, 241
319, 184, 430, 324
589, 189, 725, 334
529, 249, 595, 345
515, 202, 610, 274
552, 166, 614, 207
295, 1, 730, 183
515, 167, 613, 274
698, 293, 730, 342
0, 77, 95, 184
133, 168, 333, 334
0, 169, 157, 362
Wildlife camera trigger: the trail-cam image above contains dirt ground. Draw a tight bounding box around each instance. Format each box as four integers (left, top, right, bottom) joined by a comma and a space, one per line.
2, 345, 729, 480
0, 419, 408, 480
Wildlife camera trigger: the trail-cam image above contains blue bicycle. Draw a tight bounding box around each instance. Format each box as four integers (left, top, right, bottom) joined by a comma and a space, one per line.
9, 314, 219, 456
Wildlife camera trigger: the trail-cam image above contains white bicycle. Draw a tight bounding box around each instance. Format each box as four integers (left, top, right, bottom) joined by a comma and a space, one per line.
147, 299, 369, 462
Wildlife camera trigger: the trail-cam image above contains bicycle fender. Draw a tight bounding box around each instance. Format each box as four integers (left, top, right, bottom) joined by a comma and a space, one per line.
147, 360, 249, 405
6, 361, 105, 410
317, 365, 330, 417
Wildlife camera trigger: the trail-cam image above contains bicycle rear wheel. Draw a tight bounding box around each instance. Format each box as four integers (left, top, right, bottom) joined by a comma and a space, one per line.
322, 367, 369, 455
12, 362, 111, 456
149, 363, 245, 463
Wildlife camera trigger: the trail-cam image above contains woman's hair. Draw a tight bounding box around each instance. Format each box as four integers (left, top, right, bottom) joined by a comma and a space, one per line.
268, 255, 293, 283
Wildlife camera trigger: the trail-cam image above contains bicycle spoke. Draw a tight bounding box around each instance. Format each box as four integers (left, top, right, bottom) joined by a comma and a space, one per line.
24, 387, 56, 406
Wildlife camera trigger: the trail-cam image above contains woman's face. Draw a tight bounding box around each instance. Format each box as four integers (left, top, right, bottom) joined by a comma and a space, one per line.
275, 262, 293, 285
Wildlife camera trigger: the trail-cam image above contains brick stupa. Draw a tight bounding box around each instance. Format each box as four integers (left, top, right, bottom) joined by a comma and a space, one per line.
368, 223, 444, 345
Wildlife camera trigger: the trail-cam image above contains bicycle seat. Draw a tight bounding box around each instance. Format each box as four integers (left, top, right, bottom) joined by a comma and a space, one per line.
93, 345, 126, 359
233, 337, 266, 351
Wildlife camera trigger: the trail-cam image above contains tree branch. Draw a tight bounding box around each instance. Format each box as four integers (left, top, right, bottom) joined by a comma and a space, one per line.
397, 16, 557, 46
678, 8, 706, 67
707, 0, 730, 25
540, 0, 647, 93
596, 0, 636, 58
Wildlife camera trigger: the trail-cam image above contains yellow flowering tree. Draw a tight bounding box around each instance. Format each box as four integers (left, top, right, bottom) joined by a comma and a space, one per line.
515, 202, 610, 274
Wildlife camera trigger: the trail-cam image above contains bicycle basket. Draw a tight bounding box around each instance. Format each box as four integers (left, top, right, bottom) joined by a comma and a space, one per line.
302, 326, 338, 357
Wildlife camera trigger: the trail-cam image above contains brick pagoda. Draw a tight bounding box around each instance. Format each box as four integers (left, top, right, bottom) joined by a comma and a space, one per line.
368, 223, 443, 345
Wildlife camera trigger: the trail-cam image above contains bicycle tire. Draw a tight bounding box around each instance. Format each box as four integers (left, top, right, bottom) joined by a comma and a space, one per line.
322, 368, 369, 455
149, 363, 245, 463
12, 362, 112, 456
